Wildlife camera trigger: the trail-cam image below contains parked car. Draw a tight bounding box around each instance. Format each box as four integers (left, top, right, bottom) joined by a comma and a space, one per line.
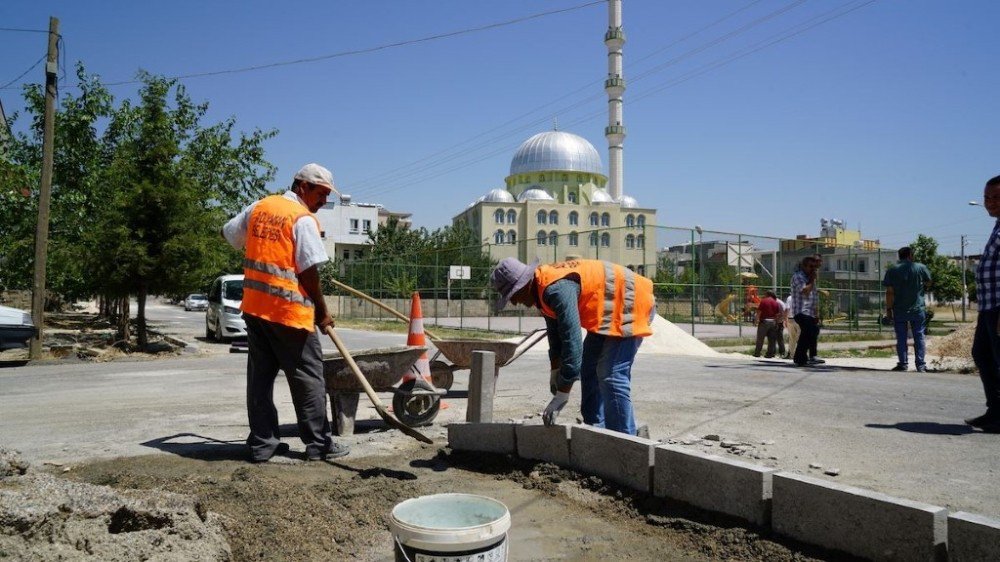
184, 293, 209, 311
206, 274, 245, 342
0, 305, 37, 350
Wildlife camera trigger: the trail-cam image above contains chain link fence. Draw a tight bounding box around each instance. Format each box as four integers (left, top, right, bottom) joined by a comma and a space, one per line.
324, 225, 900, 337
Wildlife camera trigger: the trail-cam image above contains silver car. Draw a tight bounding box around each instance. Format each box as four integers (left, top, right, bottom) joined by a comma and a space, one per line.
205, 274, 246, 342
0, 305, 37, 350
184, 293, 209, 311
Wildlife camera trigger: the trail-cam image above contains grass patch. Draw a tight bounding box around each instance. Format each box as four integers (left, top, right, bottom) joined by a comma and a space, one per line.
334, 318, 514, 340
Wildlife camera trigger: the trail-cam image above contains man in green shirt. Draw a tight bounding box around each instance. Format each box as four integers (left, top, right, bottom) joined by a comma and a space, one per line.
882, 246, 932, 372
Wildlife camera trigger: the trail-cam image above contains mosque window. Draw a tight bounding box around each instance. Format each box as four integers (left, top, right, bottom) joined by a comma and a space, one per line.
637, 214, 646, 228
569, 211, 578, 226
506, 209, 517, 223
625, 214, 635, 228
549, 210, 558, 224
601, 213, 611, 227
637, 235, 645, 249
494, 230, 505, 244
494, 209, 505, 224
637, 265, 645, 275
507, 230, 517, 245
601, 233, 610, 247
569, 232, 579, 246
589, 212, 599, 226
568, 192, 577, 204
589, 232, 598, 247
625, 234, 635, 249
536, 210, 547, 224
537, 231, 547, 245
549, 231, 558, 246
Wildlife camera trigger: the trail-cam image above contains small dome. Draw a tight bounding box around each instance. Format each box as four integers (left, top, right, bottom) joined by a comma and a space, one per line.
482, 188, 515, 203
591, 189, 615, 204
467, 194, 486, 208
510, 131, 603, 176
517, 186, 554, 202
618, 195, 639, 208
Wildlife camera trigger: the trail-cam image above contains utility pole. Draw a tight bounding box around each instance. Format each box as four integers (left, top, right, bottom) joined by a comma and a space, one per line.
961, 234, 968, 323
29, 17, 59, 360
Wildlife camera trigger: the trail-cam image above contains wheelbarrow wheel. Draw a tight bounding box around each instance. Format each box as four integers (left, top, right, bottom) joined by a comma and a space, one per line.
430, 363, 454, 391
392, 393, 440, 427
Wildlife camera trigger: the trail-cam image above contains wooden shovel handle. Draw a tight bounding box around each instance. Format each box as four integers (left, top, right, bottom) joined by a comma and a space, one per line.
322, 325, 433, 444
329, 279, 440, 341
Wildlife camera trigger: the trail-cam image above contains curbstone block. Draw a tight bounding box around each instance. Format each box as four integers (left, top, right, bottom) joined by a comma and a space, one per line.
516, 423, 570, 466
447, 423, 516, 455
772, 471, 946, 561
569, 425, 655, 493
948, 511, 1000, 562
653, 445, 776, 527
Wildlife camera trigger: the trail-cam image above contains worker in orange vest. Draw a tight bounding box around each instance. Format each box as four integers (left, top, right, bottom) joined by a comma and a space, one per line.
222, 163, 348, 463
490, 258, 655, 435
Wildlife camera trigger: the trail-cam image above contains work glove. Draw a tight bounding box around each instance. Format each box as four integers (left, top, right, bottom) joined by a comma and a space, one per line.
549, 369, 560, 395
543, 391, 570, 426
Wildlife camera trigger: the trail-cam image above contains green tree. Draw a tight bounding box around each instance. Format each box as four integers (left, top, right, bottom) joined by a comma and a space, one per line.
910, 234, 963, 303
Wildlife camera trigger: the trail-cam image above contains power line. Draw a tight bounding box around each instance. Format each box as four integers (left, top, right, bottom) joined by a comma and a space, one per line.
100, 0, 604, 87
0, 54, 46, 90
0, 27, 50, 34
352, 0, 878, 200
349, 0, 811, 195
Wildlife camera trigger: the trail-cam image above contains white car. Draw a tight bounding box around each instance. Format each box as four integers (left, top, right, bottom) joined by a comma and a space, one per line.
0, 305, 37, 350
184, 293, 209, 311
205, 274, 246, 342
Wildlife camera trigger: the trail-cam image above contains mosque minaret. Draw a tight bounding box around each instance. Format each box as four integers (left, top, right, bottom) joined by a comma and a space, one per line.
605, 0, 626, 201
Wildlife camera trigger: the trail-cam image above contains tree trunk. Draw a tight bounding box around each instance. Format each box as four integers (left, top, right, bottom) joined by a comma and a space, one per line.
117, 296, 130, 344
137, 285, 148, 350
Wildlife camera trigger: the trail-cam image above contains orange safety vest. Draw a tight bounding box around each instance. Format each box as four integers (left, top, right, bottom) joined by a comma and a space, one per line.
535, 260, 655, 338
241, 194, 318, 331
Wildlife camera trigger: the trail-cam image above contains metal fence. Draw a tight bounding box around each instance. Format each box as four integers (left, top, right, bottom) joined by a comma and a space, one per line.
327, 225, 901, 337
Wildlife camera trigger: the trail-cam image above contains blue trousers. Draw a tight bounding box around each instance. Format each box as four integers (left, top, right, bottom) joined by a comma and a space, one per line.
579, 333, 641, 435
893, 311, 926, 368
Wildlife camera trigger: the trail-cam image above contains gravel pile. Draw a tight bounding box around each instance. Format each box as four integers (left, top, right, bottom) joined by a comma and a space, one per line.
0, 447, 231, 561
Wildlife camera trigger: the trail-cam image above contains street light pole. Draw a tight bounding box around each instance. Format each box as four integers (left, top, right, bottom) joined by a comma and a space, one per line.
695, 225, 704, 323
961, 234, 968, 323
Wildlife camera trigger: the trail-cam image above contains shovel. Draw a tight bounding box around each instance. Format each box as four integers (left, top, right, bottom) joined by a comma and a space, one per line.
322, 325, 433, 444
329, 278, 441, 341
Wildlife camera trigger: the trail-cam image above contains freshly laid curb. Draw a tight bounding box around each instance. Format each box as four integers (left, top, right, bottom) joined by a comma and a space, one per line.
448, 422, 991, 560
772, 471, 946, 561
654, 445, 776, 527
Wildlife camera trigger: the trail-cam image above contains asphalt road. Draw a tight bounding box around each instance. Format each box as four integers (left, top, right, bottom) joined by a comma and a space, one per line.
2, 302, 998, 520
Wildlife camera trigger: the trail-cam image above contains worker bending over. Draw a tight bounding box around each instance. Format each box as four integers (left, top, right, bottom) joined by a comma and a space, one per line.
490, 258, 655, 435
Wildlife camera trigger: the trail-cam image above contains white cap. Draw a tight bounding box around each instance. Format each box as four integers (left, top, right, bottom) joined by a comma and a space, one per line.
293, 163, 337, 193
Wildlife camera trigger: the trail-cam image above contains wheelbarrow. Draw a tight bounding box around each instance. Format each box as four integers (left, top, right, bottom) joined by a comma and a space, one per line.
428, 328, 548, 391
322, 345, 444, 435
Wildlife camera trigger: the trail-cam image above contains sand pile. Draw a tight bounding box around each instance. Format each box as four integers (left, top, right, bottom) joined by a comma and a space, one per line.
927, 323, 975, 371
512, 315, 718, 357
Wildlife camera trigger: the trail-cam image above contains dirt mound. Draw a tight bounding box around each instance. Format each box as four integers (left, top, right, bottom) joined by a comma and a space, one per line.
927, 323, 975, 372
0, 448, 230, 562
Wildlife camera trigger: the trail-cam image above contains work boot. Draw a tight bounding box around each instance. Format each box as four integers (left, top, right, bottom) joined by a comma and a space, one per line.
249, 442, 290, 464
891, 364, 907, 372
307, 442, 351, 461
964, 411, 1000, 428
807, 357, 826, 365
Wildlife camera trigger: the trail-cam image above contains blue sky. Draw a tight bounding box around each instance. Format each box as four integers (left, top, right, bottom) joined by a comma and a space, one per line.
2, 1, 997, 255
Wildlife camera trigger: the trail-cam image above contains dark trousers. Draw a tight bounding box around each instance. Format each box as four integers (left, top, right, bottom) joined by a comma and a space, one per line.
794, 314, 819, 366
244, 313, 333, 461
753, 319, 780, 357
971, 309, 1000, 412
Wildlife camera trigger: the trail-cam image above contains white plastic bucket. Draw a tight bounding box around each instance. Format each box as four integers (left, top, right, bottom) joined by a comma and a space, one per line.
389, 493, 511, 562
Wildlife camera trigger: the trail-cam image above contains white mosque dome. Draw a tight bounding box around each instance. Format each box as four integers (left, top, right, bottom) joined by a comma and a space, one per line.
517, 186, 555, 202
482, 188, 515, 203
467, 194, 486, 208
618, 195, 639, 208
509, 131, 603, 176
591, 188, 615, 204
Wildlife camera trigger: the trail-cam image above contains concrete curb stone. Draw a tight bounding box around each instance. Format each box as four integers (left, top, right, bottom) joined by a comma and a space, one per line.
516, 423, 570, 466
569, 425, 655, 493
447, 422, 516, 455
948, 511, 1000, 562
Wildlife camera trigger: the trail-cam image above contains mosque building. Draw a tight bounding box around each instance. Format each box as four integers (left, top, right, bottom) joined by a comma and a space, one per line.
451, 0, 658, 275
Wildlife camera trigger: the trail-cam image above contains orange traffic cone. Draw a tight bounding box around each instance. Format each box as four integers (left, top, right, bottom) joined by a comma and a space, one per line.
398, 292, 448, 409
